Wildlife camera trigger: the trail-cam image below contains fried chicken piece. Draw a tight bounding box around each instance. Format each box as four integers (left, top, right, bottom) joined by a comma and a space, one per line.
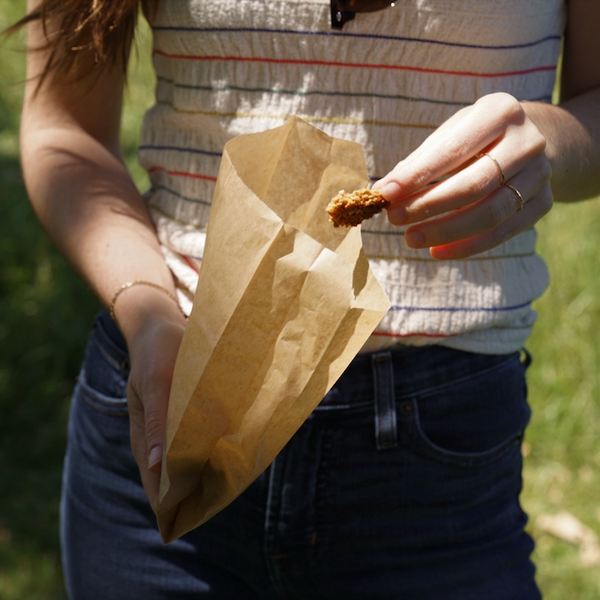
326, 188, 390, 228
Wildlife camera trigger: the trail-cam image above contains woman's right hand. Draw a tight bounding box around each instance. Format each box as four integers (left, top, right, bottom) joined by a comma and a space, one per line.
115, 286, 187, 510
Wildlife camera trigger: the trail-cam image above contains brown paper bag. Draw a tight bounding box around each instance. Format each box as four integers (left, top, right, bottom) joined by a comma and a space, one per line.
156, 116, 390, 543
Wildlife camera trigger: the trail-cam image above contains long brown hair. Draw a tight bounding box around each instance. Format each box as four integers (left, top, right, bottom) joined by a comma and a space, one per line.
9, 0, 141, 85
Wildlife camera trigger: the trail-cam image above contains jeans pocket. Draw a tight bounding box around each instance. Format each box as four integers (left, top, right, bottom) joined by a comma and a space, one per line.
400, 352, 530, 468
76, 325, 129, 417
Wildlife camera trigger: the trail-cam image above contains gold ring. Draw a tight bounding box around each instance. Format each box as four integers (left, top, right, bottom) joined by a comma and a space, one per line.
477, 152, 506, 187
504, 183, 525, 211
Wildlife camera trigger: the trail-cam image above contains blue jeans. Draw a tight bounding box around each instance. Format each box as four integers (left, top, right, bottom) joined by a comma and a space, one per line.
61, 311, 541, 600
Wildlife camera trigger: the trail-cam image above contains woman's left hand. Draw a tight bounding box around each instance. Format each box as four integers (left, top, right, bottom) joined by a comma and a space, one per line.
373, 92, 553, 259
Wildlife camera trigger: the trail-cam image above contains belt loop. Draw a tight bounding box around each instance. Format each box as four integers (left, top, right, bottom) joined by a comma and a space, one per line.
371, 351, 398, 450
520, 347, 532, 369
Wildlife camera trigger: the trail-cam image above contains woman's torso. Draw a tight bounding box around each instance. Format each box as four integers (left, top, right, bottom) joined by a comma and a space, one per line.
140, 0, 566, 353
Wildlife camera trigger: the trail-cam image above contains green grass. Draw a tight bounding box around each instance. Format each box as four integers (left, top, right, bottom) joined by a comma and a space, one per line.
1, 2, 599, 598
523, 198, 600, 598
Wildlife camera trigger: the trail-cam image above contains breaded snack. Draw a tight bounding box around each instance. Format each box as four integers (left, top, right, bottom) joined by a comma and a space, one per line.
326, 188, 390, 228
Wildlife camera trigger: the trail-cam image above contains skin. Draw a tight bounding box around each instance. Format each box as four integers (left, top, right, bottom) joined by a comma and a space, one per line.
20, 0, 600, 509
373, 0, 600, 259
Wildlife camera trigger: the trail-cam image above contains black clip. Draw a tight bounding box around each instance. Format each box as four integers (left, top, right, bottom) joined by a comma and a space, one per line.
330, 1, 355, 29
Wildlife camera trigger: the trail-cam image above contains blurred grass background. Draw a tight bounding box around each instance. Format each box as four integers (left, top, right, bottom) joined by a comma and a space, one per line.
1, 2, 599, 598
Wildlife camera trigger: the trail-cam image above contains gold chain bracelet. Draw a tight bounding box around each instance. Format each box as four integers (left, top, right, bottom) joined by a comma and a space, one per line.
109, 280, 180, 322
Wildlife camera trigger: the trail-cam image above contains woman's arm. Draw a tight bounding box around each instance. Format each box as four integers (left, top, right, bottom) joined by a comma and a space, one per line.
20, 1, 185, 506
375, 0, 600, 259
526, 0, 600, 204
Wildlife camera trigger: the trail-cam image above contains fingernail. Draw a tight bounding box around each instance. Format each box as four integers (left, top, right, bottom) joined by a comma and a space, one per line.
149, 445, 163, 470
405, 230, 426, 247
381, 181, 401, 201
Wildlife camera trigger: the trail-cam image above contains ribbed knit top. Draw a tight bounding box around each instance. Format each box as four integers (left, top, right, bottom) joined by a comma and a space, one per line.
139, 0, 566, 354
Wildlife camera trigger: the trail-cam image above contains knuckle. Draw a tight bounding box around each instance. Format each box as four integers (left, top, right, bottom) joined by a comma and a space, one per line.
441, 133, 470, 163
483, 198, 508, 229
530, 130, 547, 155
537, 157, 552, 183
412, 198, 433, 218
496, 92, 523, 119
464, 171, 488, 199
477, 91, 513, 109
493, 223, 514, 246
537, 186, 554, 215
519, 121, 546, 156
436, 222, 453, 245
460, 240, 479, 258
409, 163, 434, 189
145, 411, 165, 445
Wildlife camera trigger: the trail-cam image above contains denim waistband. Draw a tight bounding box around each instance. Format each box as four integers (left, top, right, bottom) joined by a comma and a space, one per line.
321, 345, 520, 407
93, 309, 519, 409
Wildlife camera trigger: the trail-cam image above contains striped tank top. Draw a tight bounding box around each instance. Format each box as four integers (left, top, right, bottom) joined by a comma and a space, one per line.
139, 0, 566, 354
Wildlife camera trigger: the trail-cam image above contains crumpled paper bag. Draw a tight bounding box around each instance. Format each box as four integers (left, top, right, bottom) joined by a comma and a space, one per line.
156, 116, 390, 543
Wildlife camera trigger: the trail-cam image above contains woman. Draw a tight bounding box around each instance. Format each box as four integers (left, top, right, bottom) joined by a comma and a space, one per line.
18, 0, 600, 598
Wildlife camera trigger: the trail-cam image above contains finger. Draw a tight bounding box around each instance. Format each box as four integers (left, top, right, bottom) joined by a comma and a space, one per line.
376, 105, 475, 184
388, 144, 548, 227
385, 103, 472, 165
404, 162, 551, 250
429, 183, 553, 259
376, 93, 526, 201
381, 94, 524, 197
387, 153, 503, 226
429, 183, 553, 260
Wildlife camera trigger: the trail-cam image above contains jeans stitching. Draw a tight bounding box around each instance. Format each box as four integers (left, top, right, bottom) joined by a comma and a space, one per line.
76, 388, 129, 417
402, 398, 526, 468
77, 382, 129, 417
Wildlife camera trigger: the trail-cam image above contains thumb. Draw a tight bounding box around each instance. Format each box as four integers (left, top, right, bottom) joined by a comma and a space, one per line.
145, 405, 166, 473
127, 382, 167, 508
123, 316, 185, 507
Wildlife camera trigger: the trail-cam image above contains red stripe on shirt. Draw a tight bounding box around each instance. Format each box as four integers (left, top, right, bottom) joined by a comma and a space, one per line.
148, 166, 217, 182
182, 255, 200, 274
153, 50, 556, 79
